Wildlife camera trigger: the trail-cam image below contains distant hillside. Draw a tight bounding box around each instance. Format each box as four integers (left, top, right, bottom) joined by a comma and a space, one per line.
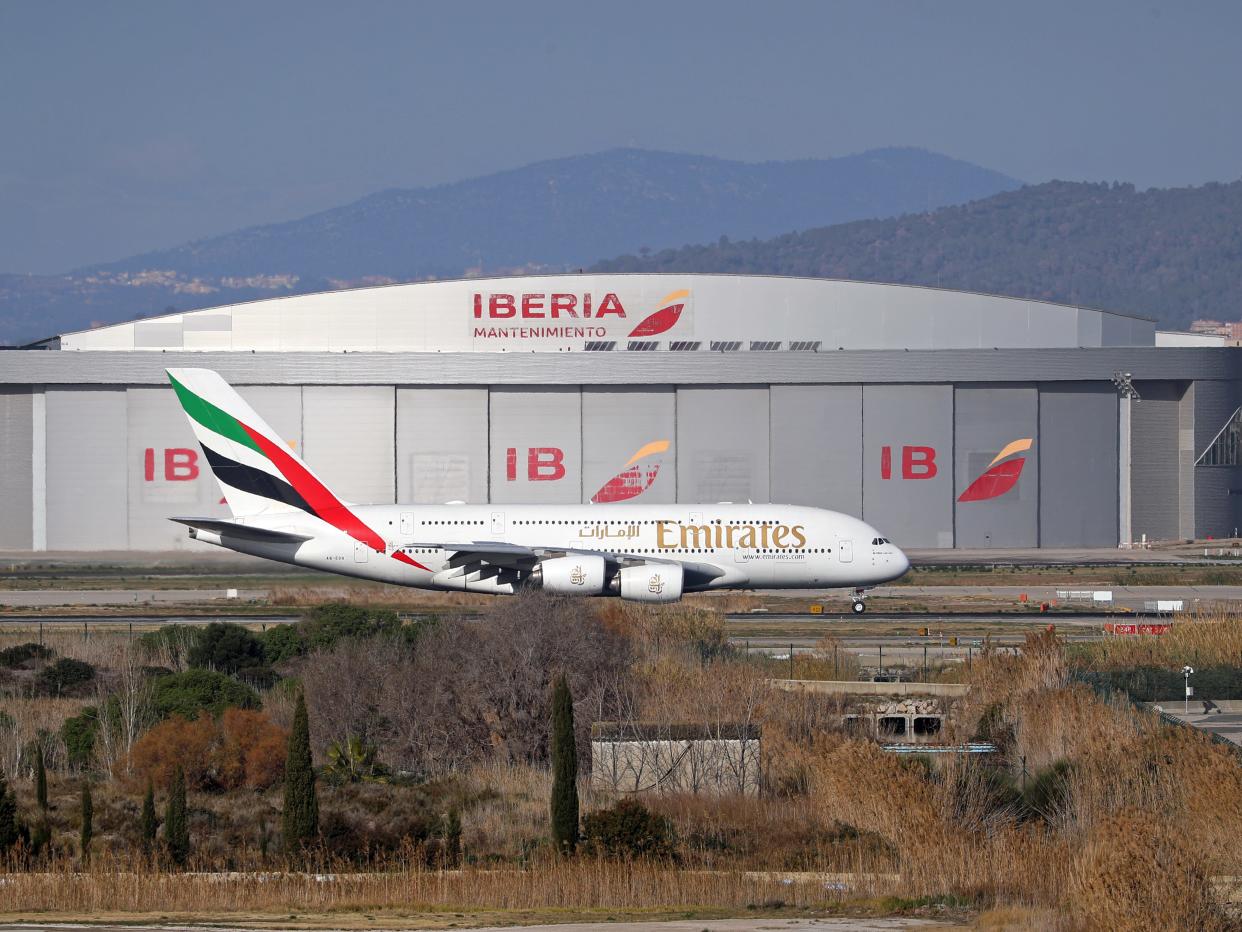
595, 179, 1242, 331
0, 147, 1018, 344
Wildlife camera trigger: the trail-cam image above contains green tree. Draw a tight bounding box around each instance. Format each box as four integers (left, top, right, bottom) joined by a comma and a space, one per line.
61, 707, 100, 769
140, 780, 157, 859
164, 765, 189, 867
188, 622, 266, 674
0, 770, 18, 851
34, 744, 47, 812
79, 781, 93, 863
37, 657, 96, 696
281, 692, 319, 853
150, 668, 260, 719
582, 798, 675, 860
549, 674, 579, 854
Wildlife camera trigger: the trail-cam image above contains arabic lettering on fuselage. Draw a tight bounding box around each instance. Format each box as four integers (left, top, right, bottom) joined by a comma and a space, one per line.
574, 521, 808, 551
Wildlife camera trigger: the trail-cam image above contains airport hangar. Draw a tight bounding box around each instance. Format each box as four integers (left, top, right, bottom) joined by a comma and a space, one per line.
0, 273, 1238, 554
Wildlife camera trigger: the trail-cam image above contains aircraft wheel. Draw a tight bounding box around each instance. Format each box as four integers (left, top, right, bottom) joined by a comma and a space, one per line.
851, 600, 866, 614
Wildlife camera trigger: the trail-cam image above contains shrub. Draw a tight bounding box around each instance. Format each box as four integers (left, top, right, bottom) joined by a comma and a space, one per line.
61, 708, 100, 769
188, 623, 266, 674
150, 669, 259, 720
299, 603, 402, 651
582, 798, 676, 860
261, 625, 303, 665
0, 642, 54, 668
123, 708, 287, 792
36, 658, 96, 696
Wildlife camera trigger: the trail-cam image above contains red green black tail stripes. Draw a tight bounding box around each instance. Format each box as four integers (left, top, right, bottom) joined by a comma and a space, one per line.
168, 371, 429, 571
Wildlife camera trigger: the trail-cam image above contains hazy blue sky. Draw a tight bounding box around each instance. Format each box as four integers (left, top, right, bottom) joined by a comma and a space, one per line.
2, 0, 1240, 273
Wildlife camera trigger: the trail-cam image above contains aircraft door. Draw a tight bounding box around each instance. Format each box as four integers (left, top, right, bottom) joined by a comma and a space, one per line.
838, 538, 854, 563
399, 512, 413, 536
354, 540, 370, 563
490, 511, 505, 536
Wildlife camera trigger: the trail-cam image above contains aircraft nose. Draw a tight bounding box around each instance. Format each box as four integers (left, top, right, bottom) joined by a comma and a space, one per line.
894, 547, 911, 578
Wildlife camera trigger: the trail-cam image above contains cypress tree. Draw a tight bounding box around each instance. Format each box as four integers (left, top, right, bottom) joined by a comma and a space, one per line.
549, 675, 579, 854
164, 765, 189, 867
34, 745, 48, 812
0, 770, 18, 851
140, 780, 157, 860
79, 781, 93, 863
282, 692, 319, 853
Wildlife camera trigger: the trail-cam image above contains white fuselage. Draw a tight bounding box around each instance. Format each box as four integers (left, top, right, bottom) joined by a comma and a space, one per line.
194, 502, 910, 597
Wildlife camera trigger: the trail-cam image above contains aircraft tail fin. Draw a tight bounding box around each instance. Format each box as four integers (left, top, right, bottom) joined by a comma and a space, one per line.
166, 368, 344, 520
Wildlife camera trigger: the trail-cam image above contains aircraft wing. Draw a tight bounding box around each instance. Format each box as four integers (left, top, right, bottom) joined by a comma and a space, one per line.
401, 540, 727, 586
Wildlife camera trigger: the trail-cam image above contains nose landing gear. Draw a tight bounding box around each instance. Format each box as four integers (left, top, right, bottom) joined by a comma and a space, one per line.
851, 588, 868, 614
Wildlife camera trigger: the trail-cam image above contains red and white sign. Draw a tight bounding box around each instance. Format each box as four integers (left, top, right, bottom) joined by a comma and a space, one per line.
471, 289, 691, 344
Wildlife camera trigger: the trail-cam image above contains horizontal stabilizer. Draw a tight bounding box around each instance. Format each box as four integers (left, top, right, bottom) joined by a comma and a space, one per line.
171, 517, 313, 545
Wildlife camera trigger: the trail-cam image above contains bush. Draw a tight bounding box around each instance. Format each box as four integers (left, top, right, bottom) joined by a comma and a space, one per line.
299, 603, 402, 651
1077, 667, 1242, 701
150, 669, 260, 720
136, 625, 198, 671
261, 625, 303, 665
123, 708, 287, 792
188, 623, 266, 674
61, 707, 100, 769
36, 658, 96, 696
582, 798, 675, 860
0, 642, 55, 668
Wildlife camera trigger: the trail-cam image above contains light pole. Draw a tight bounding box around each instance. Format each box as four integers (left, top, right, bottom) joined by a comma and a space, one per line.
1183, 665, 1195, 715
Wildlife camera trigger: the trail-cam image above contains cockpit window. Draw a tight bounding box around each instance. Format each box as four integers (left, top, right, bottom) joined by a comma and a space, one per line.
872, 537, 891, 545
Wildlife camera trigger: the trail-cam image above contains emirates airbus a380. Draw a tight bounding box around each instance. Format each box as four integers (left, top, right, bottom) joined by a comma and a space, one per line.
167, 369, 909, 612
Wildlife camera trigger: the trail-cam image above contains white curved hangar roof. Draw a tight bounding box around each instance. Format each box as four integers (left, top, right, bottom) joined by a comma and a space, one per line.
59, 274, 1155, 353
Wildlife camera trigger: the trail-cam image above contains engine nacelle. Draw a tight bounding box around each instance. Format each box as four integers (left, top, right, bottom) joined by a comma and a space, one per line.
533, 554, 608, 595
615, 563, 684, 603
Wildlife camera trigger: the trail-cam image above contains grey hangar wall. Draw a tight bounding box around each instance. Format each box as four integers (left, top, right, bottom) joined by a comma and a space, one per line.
1, 348, 1236, 552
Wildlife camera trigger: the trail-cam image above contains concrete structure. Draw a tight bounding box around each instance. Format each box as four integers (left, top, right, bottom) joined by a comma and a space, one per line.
1, 274, 1238, 552
591, 723, 761, 796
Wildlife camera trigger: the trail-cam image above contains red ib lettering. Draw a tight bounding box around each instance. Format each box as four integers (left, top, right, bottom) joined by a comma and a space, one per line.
164, 448, 199, 481
528, 447, 565, 481
144, 448, 156, 481
902, 446, 937, 479
880, 446, 892, 480
506, 448, 518, 481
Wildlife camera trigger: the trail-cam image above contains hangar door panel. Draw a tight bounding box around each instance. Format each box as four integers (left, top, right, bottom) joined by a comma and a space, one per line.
582, 388, 676, 504
770, 386, 861, 514
303, 387, 395, 505
1039, 384, 1118, 547
397, 388, 488, 504
0, 389, 33, 549
490, 387, 581, 504
863, 385, 953, 548
1130, 382, 1182, 542
677, 388, 770, 504
46, 388, 127, 550
954, 386, 1038, 548
127, 386, 303, 549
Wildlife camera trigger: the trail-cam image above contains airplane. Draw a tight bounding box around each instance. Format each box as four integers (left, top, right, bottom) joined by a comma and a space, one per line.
166, 368, 910, 611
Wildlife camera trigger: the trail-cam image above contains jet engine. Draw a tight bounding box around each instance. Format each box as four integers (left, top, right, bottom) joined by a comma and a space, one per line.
532, 554, 607, 595
613, 563, 683, 603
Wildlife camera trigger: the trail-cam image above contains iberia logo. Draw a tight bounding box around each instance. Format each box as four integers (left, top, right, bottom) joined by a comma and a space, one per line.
628, 289, 689, 338
958, 439, 1033, 502
591, 439, 670, 503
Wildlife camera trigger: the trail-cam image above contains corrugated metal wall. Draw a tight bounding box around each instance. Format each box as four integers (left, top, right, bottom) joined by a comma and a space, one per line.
303, 386, 394, 505
1191, 380, 1241, 539
45, 388, 128, 550
676, 387, 770, 504
396, 387, 489, 504
0, 388, 34, 549
489, 387, 582, 504
1038, 384, 1118, 547
1130, 382, 1183, 542
954, 386, 1039, 548
770, 385, 862, 516
862, 385, 954, 548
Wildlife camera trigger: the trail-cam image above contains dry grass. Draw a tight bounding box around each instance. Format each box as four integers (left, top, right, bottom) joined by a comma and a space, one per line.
1074, 605, 1242, 670
268, 584, 494, 609
0, 857, 870, 916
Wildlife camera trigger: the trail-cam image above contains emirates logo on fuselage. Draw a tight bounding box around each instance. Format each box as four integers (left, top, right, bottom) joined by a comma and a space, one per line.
570, 565, 586, 585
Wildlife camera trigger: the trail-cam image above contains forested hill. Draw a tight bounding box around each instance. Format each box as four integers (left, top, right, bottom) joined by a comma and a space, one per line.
595, 179, 1242, 331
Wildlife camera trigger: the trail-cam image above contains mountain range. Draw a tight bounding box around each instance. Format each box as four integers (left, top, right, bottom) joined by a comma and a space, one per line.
0, 147, 1018, 345
596, 178, 1242, 332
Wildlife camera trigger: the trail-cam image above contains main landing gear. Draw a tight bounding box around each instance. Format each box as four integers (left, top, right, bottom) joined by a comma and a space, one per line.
850, 588, 868, 614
